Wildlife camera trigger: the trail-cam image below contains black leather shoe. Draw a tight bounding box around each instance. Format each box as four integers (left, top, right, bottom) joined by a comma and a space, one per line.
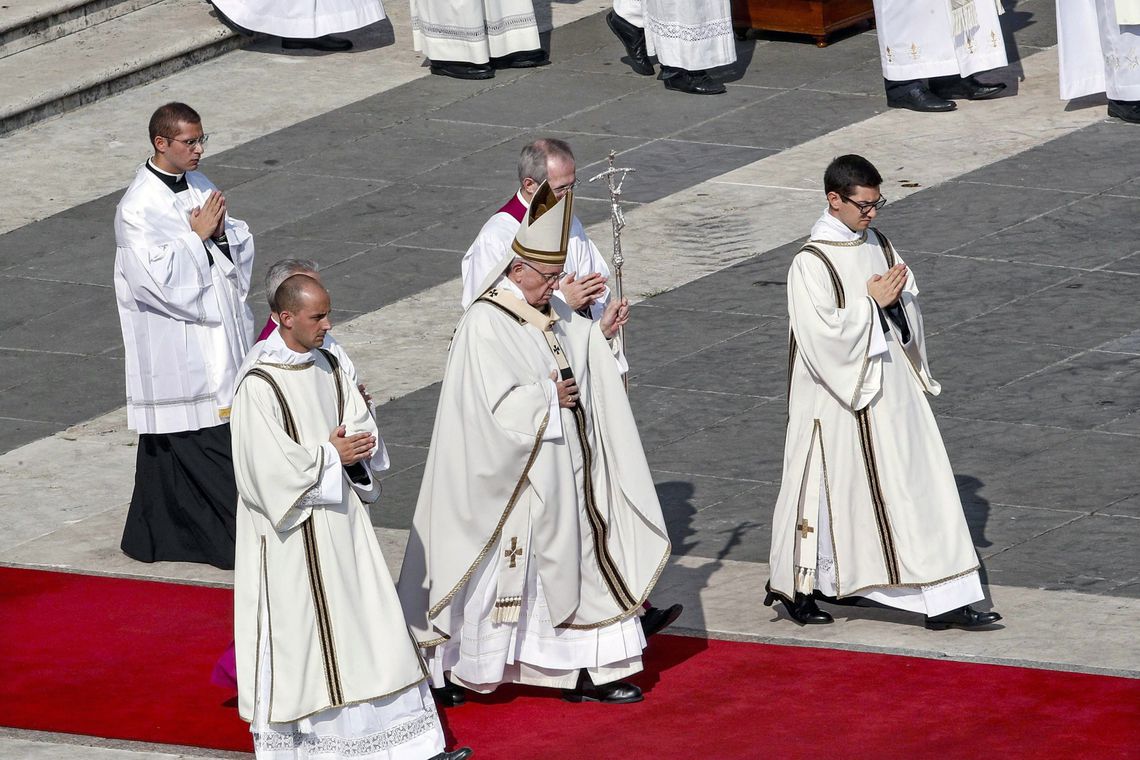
925, 605, 1003, 630
929, 74, 1006, 101
490, 48, 550, 69
606, 11, 654, 76
886, 82, 956, 112
430, 749, 474, 760
765, 581, 833, 625
660, 67, 726, 95
641, 603, 683, 637
431, 681, 467, 707
1108, 99, 1140, 123
429, 60, 495, 80
282, 35, 353, 52
562, 671, 643, 704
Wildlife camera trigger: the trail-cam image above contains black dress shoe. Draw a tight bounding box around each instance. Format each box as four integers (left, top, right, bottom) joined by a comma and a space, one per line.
562, 671, 643, 704
430, 750, 474, 760
429, 60, 495, 80
925, 605, 1003, 630
660, 67, 725, 95
1108, 99, 1140, 124
431, 680, 467, 707
886, 82, 956, 112
490, 48, 550, 69
605, 11, 654, 76
641, 603, 683, 637
282, 35, 353, 52
929, 74, 1006, 101
765, 581, 833, 625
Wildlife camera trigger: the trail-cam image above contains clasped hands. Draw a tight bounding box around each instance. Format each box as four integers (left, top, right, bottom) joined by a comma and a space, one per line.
867, 263, 908, 308
330, 425, 376, 466
189, 190, 227, 241
560, 272, 607, 311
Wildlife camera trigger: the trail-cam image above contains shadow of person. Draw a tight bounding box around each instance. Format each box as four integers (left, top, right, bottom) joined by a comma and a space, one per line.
957, 473, 992, 550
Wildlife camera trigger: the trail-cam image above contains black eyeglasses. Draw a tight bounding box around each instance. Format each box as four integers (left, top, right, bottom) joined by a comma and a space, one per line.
520, 259, 567, 283
840, 194, 887, 216
161, 134, 210, 148
551, 178, 580, 194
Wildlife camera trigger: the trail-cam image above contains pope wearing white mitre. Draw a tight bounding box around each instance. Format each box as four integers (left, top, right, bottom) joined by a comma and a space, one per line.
1057, 0, 1140, 124
230, 274, 471, 760
398, 181, 670, 705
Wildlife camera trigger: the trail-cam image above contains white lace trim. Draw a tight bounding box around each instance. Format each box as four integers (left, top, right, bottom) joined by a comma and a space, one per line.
1106, 49, 1140, 71
487, 12, 537, 36
411, 12, 536, 41
253, 706, 440, 755
646, 16, 732, 43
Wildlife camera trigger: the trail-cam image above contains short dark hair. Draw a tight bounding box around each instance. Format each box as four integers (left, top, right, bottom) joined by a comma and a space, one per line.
148, 102, 201, 146
824, 154, 882, 196
276, 273, 328, 315
518, 138, 576, 185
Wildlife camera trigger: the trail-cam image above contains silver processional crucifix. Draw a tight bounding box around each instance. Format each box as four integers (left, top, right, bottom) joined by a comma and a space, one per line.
588, 151, 636, 388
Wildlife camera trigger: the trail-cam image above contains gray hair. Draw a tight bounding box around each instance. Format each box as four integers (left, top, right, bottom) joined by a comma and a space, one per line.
517, 138, 575, 186
265, 258, 319, 311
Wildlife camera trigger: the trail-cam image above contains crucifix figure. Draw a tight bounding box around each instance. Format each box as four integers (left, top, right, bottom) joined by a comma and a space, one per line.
504, 536, 523, 568
798, 519, 814, 539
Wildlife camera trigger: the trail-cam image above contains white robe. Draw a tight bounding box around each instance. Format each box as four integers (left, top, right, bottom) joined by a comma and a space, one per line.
398, 271, 669, 690
114, 162, 255, 435
410, 0, 540, 64
611, 0, 736, 71
460, 191, 611, 318
1058, 0, 1140, 101
768, 211, 983, 617
874, 0, 1008, 81
211, 0, 385, 38
232, 331, 444, 759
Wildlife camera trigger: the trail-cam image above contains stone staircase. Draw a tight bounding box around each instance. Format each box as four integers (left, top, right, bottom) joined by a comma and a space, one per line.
0, 0, 249, 135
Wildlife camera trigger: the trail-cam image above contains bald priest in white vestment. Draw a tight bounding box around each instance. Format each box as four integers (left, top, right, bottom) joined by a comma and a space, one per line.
231, 275, 472, 760
210, 0, 382, 51
398, 181, 670, 705
1057, 0, 1140, 124
766, 154, 1003, 632
114, 102, 254, 571
874, 0, 1009, 112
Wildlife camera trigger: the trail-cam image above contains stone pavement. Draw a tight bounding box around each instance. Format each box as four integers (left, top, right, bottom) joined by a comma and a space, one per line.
2, 0, 1139, 757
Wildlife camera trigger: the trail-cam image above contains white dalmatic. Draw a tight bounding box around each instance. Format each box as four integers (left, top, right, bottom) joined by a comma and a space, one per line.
1058, 0, 1140, 101
874, 0, 1008, 80
210, 0, 384, 38
611, 0, 736, 70
410, 0, 540, 64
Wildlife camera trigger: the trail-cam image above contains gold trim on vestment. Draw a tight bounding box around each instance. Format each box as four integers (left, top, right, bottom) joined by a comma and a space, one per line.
258, 361, 316, 371
855, 408, 901, 585
808, 231, 868, 247
849, 313, 874, 409
836, 564, 982, 598
511, 238, 569, 265
302, 519, 343, 706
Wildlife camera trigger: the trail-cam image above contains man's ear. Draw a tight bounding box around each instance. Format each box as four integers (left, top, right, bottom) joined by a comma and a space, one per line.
521, 177, 539, 194
279, 311, 294, 328
826, 191, 841, 210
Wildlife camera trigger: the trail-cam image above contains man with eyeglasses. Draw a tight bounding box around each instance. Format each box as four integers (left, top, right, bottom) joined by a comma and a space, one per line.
875, 0, 1009, 112
400, 181, 670, 707
113, 102, 255, 570
765, 154, 1003, 631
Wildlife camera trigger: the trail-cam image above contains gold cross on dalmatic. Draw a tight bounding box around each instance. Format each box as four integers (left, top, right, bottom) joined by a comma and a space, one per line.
798, 519, 814, 539
504, 536, 523, 568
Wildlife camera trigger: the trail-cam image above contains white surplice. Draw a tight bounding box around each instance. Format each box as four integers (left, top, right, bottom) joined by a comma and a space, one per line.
211, 0, 384, 38
874, 0, 1008, 81
410, 0, 540, 64
1058, 0, 1140, 101
768, 210, 983, 617
232, 331, 444, 758
460, 191, 611, 318
398, 266, 669, 691
611, 0, 736, 70
114, 162, 255, 435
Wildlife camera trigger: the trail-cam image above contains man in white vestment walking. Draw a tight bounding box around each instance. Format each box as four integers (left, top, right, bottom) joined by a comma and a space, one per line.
231, 275, 472, 760
409, 0, 548, 79
606, 1, 737, 94
399, 182, 671, 705
210, 0, 382, 51
1057, 0, 1140, 123
874, 0, 1009, 112
766, 154, 1003, 631
114, 102, 254, 570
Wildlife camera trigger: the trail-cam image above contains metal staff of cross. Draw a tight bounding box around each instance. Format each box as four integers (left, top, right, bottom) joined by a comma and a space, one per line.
589, 151, 636, 389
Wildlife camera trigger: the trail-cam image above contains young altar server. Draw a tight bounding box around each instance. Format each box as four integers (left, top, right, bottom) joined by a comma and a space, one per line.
1057, 0, 1140, 123
231, 274, 472, 760
114, 102, 254, 570
766, 154, 1003, 631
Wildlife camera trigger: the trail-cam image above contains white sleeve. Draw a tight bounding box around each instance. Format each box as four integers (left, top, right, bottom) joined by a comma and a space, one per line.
541, 378, 564, 442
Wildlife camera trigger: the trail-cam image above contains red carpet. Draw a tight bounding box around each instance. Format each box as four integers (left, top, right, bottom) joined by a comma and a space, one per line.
2, 567, 1138, 759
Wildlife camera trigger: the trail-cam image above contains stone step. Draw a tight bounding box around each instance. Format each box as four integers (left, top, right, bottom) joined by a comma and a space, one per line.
0, 0, 246, 135
0, 0, 164, 58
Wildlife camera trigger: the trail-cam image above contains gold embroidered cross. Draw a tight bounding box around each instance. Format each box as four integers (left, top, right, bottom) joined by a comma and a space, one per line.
798, 519, 814, 539
504, 536, 523, 568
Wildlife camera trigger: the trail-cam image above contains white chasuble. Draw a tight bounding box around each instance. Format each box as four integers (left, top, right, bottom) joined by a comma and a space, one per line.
768, 213, 982, 617
398, 274, 669, 690
1058, 0, 1140, 101
873, 0, 1008, 81
611, 0, 736, 71
410, 0, 541, 64
211, 0, 384, 38
232, 332, 442, 759
114, 163, 255, 435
